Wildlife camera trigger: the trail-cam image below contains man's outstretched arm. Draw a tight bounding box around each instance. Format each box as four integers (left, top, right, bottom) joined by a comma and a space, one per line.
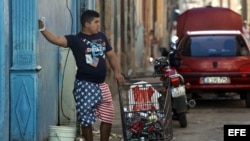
39, 19, 68, 48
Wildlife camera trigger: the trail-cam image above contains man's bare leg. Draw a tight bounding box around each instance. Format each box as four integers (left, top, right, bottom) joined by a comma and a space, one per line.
82, 125, 93, 141
100, 122, 112, 141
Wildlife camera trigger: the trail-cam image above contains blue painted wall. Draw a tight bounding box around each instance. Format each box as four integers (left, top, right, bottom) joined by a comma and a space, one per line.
37, 0, 90, 140
0, 0, 9, 140
37, 0, 76, 140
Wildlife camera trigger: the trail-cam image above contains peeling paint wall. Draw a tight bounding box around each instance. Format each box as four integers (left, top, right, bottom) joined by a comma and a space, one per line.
37, 0, 80, 140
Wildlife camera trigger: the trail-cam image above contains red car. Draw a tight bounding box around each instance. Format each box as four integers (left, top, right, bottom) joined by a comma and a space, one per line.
175, 7, 250, 107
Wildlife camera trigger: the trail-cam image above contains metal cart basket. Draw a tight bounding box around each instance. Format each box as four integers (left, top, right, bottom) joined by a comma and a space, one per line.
118, 78, 173, 141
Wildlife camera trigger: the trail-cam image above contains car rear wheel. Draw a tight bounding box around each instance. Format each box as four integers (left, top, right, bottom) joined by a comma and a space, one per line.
246, 91, 250, 108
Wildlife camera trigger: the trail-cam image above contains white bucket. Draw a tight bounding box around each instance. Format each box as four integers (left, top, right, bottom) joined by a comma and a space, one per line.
49, 125, 76, 141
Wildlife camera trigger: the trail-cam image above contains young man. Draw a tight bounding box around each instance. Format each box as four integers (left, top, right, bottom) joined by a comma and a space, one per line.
39, 10, 124, 141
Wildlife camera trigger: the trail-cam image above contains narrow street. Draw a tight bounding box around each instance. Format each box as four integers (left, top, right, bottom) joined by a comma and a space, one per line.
94, 68, 250, 141
113, 66, 250, 141
92, 93, 250, 141
172, 99, 250, 141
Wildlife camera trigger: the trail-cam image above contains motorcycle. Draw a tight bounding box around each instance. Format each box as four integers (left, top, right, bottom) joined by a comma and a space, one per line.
153, 44, 189, 128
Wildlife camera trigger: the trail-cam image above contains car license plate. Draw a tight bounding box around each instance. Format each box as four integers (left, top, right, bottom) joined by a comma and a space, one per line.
171, 86, 186, 98
201, 77, 230, 84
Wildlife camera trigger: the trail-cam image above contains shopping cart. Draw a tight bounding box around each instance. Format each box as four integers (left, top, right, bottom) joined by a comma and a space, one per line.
118, 77, 173, 141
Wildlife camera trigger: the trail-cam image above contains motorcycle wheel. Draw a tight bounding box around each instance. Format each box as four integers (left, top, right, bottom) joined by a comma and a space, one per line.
178, 112, 187, 128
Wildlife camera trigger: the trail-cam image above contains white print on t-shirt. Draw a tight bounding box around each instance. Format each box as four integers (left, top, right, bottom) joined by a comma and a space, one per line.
85, 54, 92, 64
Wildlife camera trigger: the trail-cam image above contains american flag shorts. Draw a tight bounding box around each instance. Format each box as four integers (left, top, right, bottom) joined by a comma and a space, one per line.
73, 80, 114, 127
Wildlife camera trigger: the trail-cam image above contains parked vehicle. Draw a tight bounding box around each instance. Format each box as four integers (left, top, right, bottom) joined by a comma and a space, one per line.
154, 46, 188, 127
175, 6, 250, 108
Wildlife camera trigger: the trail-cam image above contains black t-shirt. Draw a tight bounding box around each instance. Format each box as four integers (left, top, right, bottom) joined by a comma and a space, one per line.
65, 32, 112, 83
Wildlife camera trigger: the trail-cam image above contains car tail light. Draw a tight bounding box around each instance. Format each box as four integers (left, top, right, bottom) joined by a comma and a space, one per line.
171, 77, 180, 87
239, 65, 250, 72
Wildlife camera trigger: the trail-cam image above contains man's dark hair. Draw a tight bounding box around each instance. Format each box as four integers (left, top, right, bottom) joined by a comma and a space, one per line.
80, 10, 100, 27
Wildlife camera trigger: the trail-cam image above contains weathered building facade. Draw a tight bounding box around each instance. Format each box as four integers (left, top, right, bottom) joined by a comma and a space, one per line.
3, 0, 249, 140
0, 0, 169, 140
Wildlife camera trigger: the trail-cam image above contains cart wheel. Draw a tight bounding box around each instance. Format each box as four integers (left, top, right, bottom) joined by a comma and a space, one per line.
188, 99, 196, 108
178, 112, 187, 128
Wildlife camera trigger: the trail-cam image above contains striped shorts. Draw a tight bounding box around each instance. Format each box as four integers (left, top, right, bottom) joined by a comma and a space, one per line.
73, 80, 114, 127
